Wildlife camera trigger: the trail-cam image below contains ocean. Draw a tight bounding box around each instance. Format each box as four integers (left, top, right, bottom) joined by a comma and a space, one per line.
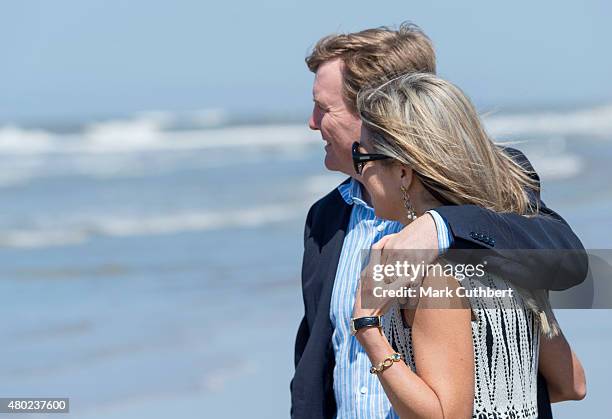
0, 104, 611, 418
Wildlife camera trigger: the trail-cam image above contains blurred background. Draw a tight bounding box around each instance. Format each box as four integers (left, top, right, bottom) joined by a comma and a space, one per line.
0, 1, 610, 418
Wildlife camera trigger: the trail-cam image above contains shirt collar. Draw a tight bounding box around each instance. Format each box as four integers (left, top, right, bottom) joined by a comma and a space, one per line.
337, 178, 370, 208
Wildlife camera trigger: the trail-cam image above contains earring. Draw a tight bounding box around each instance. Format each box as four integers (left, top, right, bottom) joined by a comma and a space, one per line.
400, 185, 417, 222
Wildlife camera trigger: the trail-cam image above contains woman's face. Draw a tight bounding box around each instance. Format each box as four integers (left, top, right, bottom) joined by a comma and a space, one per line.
357, 127, 408, 223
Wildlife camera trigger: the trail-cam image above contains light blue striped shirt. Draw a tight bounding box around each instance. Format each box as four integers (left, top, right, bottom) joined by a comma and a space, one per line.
330, 178, 451, 419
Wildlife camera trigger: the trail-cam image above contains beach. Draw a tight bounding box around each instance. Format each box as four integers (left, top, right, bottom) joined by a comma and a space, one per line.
0, 104, 611, 418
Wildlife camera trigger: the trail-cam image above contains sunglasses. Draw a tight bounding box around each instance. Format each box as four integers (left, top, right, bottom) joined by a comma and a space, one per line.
352, 141, 392, 175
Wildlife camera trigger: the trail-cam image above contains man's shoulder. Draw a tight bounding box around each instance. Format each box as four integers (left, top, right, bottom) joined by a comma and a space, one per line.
305, 177, 351, 228
308, 177, 351, 214
497, 144, 539, 182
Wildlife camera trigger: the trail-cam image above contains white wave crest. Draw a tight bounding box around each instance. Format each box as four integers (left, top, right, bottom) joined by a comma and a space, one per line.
527, 153, 584, 180
0, 125, 55, 153
484, 104, 612, 138
0, 123, 318, 156
1, 104, 610, 157
0, 204, 304, 249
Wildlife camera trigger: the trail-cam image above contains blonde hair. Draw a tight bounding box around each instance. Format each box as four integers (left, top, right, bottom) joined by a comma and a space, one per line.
357, 72, 540, 215
357, 73, 562, 336
306, 22, 436, 113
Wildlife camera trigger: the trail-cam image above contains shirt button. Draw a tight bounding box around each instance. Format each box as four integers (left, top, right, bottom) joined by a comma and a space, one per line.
376, 224, 385, 232
359, 386, 368, 394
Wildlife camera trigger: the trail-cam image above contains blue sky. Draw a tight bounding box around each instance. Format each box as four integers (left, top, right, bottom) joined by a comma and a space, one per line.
1, 0, 611, 122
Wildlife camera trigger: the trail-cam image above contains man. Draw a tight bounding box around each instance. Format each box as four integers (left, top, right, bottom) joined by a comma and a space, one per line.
291, 23, 587, 419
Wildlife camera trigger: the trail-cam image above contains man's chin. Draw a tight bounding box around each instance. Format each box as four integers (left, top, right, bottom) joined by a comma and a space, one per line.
324, 156, 352, 177
323, 154, 337, 171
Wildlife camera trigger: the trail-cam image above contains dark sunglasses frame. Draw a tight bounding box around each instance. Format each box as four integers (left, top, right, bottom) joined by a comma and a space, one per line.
352, 141, 392, 175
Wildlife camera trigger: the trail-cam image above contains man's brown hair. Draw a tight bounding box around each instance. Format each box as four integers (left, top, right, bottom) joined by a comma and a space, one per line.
306, 22, 436, 112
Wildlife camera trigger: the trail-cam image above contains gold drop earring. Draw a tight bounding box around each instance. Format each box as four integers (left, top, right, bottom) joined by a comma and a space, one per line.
400, 185, 417, 222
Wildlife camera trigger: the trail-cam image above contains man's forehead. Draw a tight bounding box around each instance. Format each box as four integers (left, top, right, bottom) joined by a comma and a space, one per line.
313, 59, 344, 101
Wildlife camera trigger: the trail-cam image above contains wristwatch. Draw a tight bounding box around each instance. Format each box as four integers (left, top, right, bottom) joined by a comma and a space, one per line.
350, 316, 382, 336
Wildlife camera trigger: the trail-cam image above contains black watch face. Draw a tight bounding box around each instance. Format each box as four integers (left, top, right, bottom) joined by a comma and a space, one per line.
354, 316, 380, 331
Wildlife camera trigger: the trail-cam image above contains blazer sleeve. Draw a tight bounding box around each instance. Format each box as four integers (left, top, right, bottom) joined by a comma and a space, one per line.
434, 147, 588, 291
293, 204, 314, 369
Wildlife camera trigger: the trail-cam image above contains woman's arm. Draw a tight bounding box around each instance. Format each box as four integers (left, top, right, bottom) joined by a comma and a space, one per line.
355, 273, 474, 419
538, 326, 587, 402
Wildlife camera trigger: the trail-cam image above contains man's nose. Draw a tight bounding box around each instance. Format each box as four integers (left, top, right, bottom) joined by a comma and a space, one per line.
308, 114, 319, 131
309, 106, 321, 131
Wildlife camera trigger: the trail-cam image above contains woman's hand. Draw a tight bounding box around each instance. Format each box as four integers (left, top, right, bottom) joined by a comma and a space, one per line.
352, 235, 401, 319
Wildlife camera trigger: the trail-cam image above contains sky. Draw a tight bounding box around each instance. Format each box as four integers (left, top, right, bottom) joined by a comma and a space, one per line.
1, 0, 611, 123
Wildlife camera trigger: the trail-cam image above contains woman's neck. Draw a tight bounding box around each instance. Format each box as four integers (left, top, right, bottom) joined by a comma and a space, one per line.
412, 184, 443, 219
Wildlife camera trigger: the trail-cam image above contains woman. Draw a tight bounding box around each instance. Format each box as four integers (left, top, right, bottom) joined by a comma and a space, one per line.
350, 73, 586, 419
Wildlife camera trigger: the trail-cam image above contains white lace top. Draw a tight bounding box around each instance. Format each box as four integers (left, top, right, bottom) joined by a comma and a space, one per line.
382, 273, 541, 419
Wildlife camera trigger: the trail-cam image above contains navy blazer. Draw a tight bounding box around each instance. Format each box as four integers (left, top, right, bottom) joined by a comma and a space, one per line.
291, 148, 587, 419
